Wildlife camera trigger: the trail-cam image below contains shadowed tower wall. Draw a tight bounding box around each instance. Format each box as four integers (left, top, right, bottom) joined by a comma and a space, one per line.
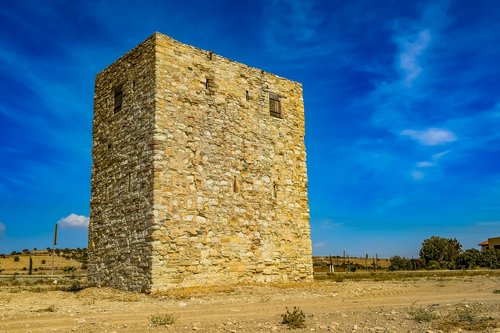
89, 33, 313, 292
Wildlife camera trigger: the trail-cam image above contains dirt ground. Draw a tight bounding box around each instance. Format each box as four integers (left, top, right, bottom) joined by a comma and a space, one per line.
0, 274, 499, 333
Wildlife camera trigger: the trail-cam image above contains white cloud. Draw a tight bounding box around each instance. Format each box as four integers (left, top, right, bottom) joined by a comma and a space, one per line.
58, 214, 89, 229
0, 222, 5, 233
417, 161, 434, 168
401, 128, 457, 146
411, 170, 425, 181
398, 29, 431, 86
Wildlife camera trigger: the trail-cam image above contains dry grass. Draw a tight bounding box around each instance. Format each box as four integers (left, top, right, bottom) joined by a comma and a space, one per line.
437, 303, 498, 331
0, 277, 90, 295
75, 287, 143, 302
33, 304, 56, 312
315, 269, 500, 282
405, 302, 499, 331
408, 305, 438, 322
149, 313, 176, 327
0, 253, 83, 274
155, 285, 237, 299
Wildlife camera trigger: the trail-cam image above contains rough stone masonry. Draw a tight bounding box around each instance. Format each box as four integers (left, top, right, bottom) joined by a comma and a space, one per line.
89, 32, 313, 292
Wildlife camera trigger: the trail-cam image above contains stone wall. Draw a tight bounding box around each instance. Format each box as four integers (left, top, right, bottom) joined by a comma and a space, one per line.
89, 33, 313, 292
89, 37, 156, 292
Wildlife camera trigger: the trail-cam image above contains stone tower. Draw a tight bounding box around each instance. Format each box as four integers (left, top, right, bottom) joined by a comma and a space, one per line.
89, 32, 313, 292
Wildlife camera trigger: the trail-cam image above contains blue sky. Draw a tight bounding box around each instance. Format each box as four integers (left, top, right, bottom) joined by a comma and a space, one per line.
1, 0, 499, 257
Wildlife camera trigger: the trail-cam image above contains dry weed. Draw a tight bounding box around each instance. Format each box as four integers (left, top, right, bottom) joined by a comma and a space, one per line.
149, 313, 176, 327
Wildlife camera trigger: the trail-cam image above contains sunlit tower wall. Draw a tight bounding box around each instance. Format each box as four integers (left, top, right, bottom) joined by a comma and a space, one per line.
89, 32, 312, 292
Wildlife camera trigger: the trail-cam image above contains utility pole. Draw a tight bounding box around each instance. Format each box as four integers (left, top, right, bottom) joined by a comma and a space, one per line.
52, 223, 58, 276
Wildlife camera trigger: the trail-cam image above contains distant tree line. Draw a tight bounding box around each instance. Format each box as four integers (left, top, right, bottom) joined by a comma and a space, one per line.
389, 236, 500, 270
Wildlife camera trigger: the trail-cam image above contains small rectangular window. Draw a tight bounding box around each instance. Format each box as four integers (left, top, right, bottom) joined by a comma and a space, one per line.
114, 86, 123, 113
269, 93, 281, 118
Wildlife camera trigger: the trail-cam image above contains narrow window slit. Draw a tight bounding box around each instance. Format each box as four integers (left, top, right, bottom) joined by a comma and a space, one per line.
233, 176, 239, 193
245, 90, 250, 101
113, 85, 123, 113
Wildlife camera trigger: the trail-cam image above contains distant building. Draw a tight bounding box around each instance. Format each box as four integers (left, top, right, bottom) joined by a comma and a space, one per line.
478, 236, 500, 252
88, 32, 313, 292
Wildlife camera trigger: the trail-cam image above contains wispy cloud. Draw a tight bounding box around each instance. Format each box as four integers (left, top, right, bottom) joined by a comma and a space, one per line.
363, 2, 451, 132
475, 221, 500, 227
411, 170, 425, 181
432, 150, 450, 161
263, 0, 333, 61
400, 128, 457, 146
310, 218, 342, 227
0, 222, 5, 233
397, 29, 431, 87
313, 242, 326, 248
417, 161, 434, 168
58, 214, 89, 229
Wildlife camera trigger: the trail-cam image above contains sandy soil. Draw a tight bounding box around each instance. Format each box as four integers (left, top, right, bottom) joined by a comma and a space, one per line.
0, 275, 499, 333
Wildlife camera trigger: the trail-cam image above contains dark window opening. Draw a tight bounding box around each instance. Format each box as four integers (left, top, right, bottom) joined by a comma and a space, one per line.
208, 51, 213, 60
114, 86, 123, 113
205, 78, 210, 89
269, 93, 281, 118
246, 90, 250, 101
273, 182, 277, 199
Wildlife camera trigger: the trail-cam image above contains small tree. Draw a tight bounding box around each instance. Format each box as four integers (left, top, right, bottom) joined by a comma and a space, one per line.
388, 256, 411, 270
456, 249, 480, 269
477, 249, 500, 269
419, 236, 462, 269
